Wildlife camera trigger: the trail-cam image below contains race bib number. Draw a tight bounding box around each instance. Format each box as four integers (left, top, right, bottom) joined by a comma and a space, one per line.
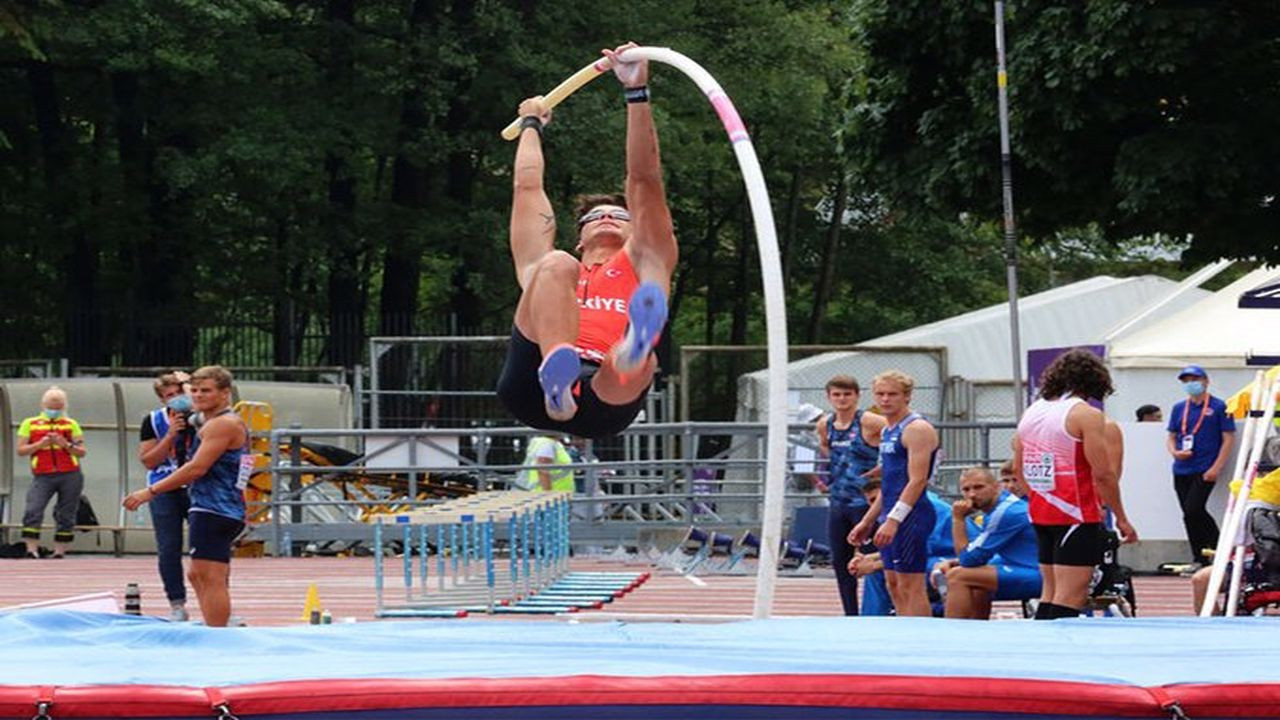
1023, 451, 1056, 492
236, 454, 256, 491
1180, 434, 1195, 452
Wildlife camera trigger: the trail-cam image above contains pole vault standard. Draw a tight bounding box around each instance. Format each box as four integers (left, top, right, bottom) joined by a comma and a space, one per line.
500, 47, 788, 619
994, 2, 1025, 419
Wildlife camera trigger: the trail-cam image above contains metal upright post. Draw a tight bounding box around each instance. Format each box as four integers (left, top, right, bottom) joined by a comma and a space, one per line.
994, 0, 1026, 419
436, 523, 446, 593
402, 523, 413, 602
374, 519, 384, 616
419, 524, 429, 598
485, 515, 496, 613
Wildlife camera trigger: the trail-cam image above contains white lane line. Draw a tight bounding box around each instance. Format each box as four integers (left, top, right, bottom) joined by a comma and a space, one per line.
682, 574, 707, 587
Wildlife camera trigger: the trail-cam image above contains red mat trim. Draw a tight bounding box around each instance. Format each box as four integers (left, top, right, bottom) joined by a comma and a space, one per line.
2, 674, 1278, 717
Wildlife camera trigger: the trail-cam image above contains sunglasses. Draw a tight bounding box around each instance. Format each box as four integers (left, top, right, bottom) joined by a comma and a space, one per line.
577, 208, 631, 226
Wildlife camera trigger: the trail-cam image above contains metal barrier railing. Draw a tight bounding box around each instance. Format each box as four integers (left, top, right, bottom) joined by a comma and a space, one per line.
254, 421, 1015, 555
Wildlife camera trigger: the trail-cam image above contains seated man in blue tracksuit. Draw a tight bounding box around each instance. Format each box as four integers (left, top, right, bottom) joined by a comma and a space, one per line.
937, 466, 1041, 619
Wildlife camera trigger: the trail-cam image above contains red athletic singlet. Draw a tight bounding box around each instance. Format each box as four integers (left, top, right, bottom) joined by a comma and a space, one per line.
1016, 396, 1103, 525
575, 250, 638, 362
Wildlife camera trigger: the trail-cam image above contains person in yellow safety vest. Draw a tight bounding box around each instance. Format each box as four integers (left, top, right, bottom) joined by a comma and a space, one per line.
16, 386, 88, 559
518, 435, 574, 492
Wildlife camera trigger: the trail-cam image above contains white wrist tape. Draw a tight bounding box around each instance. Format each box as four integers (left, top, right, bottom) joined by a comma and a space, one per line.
887, 500, 913, 523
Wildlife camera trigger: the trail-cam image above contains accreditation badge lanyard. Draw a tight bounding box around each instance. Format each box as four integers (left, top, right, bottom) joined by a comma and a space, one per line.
1180, 396, 1208, 450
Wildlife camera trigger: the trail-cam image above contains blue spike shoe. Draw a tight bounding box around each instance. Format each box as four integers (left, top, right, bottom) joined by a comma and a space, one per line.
538, 343, 581, 421
611, 282, 668, 374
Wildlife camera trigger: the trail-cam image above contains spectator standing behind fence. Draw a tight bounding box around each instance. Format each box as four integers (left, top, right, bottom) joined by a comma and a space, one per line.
815, 375, 884, 616
123, 366, 248, 628
137, 371, 196, 621
16, 386, 88, 559
1166, 365, 1236, 570
517, 435, 574, 492
1015, 349, 1136, 620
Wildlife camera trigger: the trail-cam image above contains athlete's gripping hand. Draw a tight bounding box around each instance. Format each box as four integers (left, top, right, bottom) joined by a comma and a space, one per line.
849, 519, 872, 546
603, 42, 647, 88
873, 519, 899, 549
518, 96, 552, 127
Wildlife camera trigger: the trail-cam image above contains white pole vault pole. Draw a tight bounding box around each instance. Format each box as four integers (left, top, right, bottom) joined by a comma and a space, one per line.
500, 47, 789, 618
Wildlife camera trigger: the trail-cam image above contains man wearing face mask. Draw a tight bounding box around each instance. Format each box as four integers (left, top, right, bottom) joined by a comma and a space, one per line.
138, 371, 196, 620
16, 386, 87, 559
1166, 365, 1236, 570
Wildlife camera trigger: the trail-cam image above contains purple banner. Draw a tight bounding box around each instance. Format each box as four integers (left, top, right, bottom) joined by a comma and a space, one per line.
1027, 345, 1106, 409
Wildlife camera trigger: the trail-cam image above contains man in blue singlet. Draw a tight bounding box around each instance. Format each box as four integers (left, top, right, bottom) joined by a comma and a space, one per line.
851, 370, 940, 617
125, 365, 249, 627
815, 374, 884, 615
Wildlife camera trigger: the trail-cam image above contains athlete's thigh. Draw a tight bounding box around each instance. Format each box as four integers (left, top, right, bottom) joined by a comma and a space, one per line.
950, 565, 999, 592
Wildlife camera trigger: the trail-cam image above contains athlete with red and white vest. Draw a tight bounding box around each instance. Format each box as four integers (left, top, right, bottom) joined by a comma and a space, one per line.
497, 42, 676, 438
1014, 349, 1137, 619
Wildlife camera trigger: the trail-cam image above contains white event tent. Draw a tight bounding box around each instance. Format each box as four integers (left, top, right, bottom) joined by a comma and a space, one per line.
738, 274, 1210, 423
1108, 266, 1280, 421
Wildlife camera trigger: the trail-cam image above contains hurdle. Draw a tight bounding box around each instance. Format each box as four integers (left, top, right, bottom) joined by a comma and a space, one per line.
373, 491, 647, 617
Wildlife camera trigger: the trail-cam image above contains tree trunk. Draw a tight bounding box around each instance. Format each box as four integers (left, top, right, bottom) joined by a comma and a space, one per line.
808, 170, 847, 343
112, 70, 195, 367
780, 165, 802, 287
378, 0, 434, 426
324, 0, 363, 369
29, 60, 104, 367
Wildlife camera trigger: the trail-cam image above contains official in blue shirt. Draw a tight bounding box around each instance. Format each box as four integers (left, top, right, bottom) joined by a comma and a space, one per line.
1166, 365, 1235, 566
937, 467, 1041, 619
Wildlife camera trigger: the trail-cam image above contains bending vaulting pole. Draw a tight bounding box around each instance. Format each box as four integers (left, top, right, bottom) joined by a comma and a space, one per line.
501, 47, 788, 618
994, 2, 1025, 418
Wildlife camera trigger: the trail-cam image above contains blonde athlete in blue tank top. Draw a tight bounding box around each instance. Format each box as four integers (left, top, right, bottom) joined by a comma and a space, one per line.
851, 370, 939, 618
124, 366, 248, 628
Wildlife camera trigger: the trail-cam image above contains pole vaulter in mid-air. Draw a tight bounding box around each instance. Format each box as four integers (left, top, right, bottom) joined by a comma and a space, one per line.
495, 42, 677, 440
496, 43, 787, 618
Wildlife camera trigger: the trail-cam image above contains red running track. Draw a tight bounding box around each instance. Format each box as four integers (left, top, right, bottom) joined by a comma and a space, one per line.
0, 556, 1197, 625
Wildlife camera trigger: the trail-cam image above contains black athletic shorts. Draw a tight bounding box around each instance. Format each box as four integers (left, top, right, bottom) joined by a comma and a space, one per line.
1034, 522, 1104, 567
496, 327, 646, 439
189, 511, 245, 563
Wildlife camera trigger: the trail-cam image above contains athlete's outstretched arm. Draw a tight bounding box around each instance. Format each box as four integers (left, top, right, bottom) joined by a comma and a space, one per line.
603, 43, 677, 288
509, 97, 556, 289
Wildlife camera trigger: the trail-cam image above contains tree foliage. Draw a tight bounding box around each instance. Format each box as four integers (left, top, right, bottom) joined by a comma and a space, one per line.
1, 0, 1264, 407
847, 0, 1280, 263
